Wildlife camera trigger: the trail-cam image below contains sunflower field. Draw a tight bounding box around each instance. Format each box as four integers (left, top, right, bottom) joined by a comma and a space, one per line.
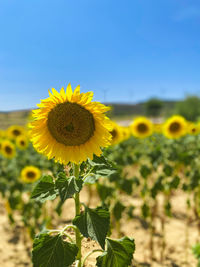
1, 85, 200, 267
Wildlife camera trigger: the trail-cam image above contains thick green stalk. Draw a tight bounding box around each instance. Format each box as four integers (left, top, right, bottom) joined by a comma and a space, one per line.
73, 164, 82, 267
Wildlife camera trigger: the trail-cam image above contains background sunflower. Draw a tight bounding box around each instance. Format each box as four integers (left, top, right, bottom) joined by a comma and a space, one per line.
1, 140, 16, 159
21, 166, 41, 183
16, 135, 29, 150
7, 125, 25, 140
130, 117, 153, 138
163, 115, 187, 139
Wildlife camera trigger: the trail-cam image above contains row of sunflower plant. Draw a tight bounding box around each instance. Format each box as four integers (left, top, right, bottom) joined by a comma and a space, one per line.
102, 114, 200, 264
1, 84, 200, 266
0, 125, 64, 239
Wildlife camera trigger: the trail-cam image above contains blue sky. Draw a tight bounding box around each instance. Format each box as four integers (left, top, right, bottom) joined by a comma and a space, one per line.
1, 0, 200, 111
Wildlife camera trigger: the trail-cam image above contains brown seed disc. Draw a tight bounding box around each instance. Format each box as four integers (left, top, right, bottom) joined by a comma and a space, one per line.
47, 102, 95, 146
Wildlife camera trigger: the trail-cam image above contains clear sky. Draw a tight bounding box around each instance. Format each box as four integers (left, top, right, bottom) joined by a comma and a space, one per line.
1, 0, 200, 111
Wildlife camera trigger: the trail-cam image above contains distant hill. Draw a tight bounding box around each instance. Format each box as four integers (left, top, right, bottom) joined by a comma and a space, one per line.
107, 100, 176, 118
0, 100, 177, 129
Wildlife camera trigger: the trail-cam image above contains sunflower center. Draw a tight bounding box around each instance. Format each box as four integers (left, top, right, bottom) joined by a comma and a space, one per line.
5, 146, 12, 154
47, 102, 95, 146
20, 140, 25, 146
169, 122, 181, 133
27, 171, 36, 179
111, 129, 117, 139
137, 123, 148, 133
192, 128, 196, 133
13, 129, 21, 136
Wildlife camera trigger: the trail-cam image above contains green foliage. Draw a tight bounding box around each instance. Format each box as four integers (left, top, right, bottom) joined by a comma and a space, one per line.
55, 173, 83, 203
175, 96, 200, 121
113, 201, 126, 221
32, 233, 78, 267
140, 165, 151, 179
73, 206, 110, 249
192, 243, 200, 267
96, 237, 135, 267
97, 184, 114, 203
145, 98, 163, 117
31, 175, 57, 203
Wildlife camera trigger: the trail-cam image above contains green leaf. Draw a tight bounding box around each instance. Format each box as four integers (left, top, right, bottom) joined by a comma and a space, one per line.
113, 201, 125, 221
32, 233, 78, 267
97, 184, 114, 203
55, 173, 83, 203
73, 206, 110, 249
83, 174, 98, 185
140, 165, 151, 179
88, 155, 116, 177
141, 202, 150, 218
31, 176, 57, 203
163, 164, 173, 176
96, 236, 135, 267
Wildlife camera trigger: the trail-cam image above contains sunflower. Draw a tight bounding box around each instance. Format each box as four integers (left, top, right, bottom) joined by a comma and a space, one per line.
120, 126, 131, 142
16, 135, 29, 150
153, 123, 163, 133
109, 122, 123, 145
130, 117, 153, 138
0, 139, 3, 154
187, 122, 200, 135
0, 130, 5, 139
29, 84, 112, 164
7, 125, 25, 140
163, 115, 187, 139
1, 140, 16, 159
21, 166, 41, 183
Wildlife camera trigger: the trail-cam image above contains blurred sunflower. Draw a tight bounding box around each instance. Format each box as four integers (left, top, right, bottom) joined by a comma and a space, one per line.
0, 130, 5, 139
0, 139, 2, 154
120, 126, 131, 142
7, 125, 25, 140
1, 140, 16, 159
110, 122, 123, 145
29, 84, 112, 165
163, 115, 187, 139
21, 166, 41, 183
153, 123, 163, 133
130, 117, 153, 138
187, 122, 199, 135
16, 135, 29, 150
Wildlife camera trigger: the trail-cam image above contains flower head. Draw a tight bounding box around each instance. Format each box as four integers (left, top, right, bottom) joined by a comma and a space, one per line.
1, 140, 16, 159
21, 166, 41, 183
163, 115, 187, 139
29, 84, 112, 164
130, 117, 153, 138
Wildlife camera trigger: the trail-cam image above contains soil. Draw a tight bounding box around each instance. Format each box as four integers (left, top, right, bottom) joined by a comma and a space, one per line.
0, 188, 198, 267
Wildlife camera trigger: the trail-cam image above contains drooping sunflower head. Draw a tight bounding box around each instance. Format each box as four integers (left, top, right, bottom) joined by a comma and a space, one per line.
109, 122, 123, 145
1, 140, 16, 159
163, 115, 187, 139
130, 117, 153, 138
7, 125, 25, 140
29, 84, 112, 164
16, 135, 29, 150
187, 122, 200, 135
21, 166, 41, 183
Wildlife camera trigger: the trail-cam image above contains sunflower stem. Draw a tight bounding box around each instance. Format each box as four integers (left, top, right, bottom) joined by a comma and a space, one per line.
73, 163, 82, 267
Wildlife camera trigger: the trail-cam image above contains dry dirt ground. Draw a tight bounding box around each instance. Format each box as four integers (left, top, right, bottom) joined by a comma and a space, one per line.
0, 188, 198, 267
